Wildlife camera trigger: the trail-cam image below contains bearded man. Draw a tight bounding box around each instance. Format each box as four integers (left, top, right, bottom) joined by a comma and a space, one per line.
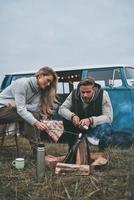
58, 76, 113, 150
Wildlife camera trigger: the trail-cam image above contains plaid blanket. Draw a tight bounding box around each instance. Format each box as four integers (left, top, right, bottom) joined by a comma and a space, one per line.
43, 120, 64, 142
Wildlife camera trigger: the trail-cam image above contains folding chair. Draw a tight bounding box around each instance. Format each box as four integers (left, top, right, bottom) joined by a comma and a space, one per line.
0, 121, 20, 155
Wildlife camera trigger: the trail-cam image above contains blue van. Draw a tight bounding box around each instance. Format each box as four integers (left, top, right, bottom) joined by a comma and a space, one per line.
0, 65, 134, 136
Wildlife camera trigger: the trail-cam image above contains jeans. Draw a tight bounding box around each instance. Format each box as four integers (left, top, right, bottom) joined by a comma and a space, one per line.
86, 123, 112, 149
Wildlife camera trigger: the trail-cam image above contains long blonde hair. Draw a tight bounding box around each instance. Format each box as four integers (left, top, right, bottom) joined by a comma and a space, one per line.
35, 66, 58, 118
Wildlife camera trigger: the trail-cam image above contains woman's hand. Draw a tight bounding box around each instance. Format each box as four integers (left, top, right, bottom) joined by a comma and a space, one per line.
34, 121, 49, 131
5, 102, 16, 110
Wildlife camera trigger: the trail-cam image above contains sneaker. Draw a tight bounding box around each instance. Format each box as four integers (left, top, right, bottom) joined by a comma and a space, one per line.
87, 137, 99, 145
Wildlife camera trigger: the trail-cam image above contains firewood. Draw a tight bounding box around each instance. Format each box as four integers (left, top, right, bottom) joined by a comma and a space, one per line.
45, 155, 65, 167
90, 152, 106, 160
55, 162, 90, 175
91, 157, 108, 166
76, 138, 90, 165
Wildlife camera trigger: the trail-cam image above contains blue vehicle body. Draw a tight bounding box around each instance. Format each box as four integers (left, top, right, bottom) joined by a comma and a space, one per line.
0, 65, 134, 135
81, 66, 134, 134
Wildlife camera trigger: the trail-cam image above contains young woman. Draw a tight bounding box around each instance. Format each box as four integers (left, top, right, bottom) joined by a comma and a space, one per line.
0, 66, 58, 156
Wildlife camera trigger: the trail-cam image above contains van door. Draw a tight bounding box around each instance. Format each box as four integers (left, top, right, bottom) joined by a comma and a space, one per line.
82, 67, 133, 133
124, 67, 134, 132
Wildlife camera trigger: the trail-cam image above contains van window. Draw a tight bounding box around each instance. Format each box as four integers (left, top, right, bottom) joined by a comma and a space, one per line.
57, 82, 70, 94
57, 69, 82, 94
73, 81, 79, 89
125, 67, 134, 87
87, 68, 123, 88
12, 74, 34, 81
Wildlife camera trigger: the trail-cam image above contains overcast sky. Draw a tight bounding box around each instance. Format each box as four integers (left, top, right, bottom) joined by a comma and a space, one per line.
0, 0, 134, 82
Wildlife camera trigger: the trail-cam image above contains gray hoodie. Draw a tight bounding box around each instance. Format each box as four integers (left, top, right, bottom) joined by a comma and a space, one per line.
0, 77, 41, 125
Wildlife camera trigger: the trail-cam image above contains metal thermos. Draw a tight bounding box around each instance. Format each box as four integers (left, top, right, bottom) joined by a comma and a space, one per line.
36, 143, 45, 179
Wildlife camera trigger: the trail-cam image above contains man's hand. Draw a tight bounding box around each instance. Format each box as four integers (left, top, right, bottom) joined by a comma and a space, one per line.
34, 121, 49, 131
79, 118, 92, 129
72, 115, 80, 127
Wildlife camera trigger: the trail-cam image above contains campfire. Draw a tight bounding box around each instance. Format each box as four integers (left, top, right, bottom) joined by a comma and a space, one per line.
45, 133, 108, 175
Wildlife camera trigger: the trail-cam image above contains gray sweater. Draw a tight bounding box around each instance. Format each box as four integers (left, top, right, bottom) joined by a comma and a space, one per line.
0, 77, 41, 125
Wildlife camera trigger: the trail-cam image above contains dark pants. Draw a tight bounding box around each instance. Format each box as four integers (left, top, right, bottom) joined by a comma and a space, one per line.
59, 118, 80, 148
0, 106, 41, 149
61, 118, 112, 149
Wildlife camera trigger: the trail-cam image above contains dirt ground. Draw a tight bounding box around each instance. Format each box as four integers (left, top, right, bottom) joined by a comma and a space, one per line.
0, 136, 134, 200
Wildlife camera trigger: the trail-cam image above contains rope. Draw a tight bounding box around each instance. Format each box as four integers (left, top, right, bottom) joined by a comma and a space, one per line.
48, 128, 81, 136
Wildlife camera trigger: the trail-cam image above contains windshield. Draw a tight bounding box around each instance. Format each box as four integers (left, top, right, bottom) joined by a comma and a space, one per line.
86, 68, 123, 88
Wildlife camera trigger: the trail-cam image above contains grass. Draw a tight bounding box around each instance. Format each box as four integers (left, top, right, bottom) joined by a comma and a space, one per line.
0, 136, 134, 200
